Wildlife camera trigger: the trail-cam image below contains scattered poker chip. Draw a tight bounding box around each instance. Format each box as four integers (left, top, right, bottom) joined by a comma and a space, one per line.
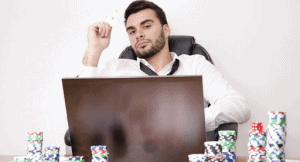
13, 156, 29, 162
188, 154, 207, 162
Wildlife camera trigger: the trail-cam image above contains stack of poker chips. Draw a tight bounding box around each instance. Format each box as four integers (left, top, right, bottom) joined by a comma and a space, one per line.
68, 156, 84, 162
218, 130, 237, 162
14, 156, 30, 162
43, 146, 60, 162
91, 145, 109, 162
188, 154, 207, 162
248, 122, 267, 162
266, 111, 286, 162
27, 132, 43, 162
204, 141, 226, 162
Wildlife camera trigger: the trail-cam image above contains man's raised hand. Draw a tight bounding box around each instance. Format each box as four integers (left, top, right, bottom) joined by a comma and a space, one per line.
83, 22, 112, 67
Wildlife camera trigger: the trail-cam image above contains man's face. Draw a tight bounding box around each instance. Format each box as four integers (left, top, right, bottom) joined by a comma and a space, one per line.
126, 9, 169, 59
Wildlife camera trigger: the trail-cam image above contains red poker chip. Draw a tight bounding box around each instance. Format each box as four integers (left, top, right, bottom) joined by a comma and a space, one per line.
27, 132, 43, 135
92, 150, 107, 154
248, 147, 265, 152
249, 130, 266, 135
269, 111, 285, 114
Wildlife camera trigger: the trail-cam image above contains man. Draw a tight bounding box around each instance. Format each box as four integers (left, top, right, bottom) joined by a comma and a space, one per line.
79, 0, 251, 132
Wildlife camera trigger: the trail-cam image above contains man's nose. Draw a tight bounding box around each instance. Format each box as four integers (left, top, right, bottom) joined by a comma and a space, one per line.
136, 30, 145, 40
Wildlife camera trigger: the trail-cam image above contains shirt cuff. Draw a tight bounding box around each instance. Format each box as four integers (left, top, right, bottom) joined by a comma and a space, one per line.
76, 64, 98, 77
204, 107, 217, 132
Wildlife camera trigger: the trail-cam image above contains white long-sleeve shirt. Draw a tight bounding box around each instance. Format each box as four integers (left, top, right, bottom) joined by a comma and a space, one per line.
77, 52, 251, 132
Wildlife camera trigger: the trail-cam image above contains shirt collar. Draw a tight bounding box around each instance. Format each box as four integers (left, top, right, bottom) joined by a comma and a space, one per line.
136, 52, 178, 70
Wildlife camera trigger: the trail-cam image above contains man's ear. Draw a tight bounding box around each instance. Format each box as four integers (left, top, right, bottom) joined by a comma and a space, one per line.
163, 24, 171, 37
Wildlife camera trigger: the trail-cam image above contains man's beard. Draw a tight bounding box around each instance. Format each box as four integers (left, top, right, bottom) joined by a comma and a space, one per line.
134, 30, 166, 60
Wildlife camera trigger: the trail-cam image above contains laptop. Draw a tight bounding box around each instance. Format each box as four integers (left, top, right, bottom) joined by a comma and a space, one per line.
62, 76, 206, 162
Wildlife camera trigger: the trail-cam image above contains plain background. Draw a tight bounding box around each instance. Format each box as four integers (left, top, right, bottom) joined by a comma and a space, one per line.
1, 0, 300, 159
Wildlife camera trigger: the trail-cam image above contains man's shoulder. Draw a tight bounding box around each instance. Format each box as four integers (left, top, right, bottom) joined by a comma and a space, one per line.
105, 58, 140, 70
106, 58, 138, 65
177, 54, 207, 63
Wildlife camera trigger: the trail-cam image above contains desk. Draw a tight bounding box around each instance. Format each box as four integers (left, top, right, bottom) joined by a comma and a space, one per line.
0, 155, 252, 162
1, 155, 299, 162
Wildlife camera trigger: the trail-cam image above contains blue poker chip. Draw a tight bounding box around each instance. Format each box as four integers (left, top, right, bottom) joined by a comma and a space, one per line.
44, 146, 60, 150
93, 156, 108, 160
43, 154, 59, 159
44, 160, 59, 162
266, 158, 285, 162
223, 152, 236, 162
43, 157, 60, 161
69, 156, 84, 160
92, 158, 107, 162
92, 157, 108, 162
91, 145, 107, 151
188, 154, 207, 162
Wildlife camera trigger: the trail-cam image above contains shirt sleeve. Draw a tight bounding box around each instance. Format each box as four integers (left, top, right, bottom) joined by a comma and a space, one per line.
76, 60, 117, 77
195, 57, 251, 132
76, 64, 98, 77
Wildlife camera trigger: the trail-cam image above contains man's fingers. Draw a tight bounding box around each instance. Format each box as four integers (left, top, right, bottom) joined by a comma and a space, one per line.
89, 22, 112, 38
103, 22, 110, 38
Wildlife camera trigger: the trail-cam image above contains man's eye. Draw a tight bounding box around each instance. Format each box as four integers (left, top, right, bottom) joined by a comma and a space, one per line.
130, 31, 135, 35
145, 25, 150, 29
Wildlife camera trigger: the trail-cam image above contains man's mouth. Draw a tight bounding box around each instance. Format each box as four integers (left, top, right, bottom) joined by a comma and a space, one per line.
137, 42, 148, 48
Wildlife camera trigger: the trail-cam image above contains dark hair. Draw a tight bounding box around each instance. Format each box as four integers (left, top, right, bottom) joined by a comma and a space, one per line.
124, 0, 168, 26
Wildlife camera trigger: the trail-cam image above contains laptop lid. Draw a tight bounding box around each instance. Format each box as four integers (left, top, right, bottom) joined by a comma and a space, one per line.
62, 76, 206, 162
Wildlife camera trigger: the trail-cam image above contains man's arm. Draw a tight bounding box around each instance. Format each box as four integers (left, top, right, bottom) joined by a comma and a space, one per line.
77, 22, 112, 77
82, 22, 112, 67
195, 56, 251, 132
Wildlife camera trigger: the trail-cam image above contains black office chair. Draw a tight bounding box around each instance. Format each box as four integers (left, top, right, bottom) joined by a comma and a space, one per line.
64, 35, 238, 146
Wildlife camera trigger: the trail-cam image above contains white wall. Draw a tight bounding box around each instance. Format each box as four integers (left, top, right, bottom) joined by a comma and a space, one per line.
1, 0, 300, 158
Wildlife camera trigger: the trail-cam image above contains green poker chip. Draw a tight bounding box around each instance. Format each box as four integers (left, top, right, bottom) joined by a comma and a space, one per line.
218, 130, 236, 136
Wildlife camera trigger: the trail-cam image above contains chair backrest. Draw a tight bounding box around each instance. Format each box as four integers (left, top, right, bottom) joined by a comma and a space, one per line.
119, 35, 214, 64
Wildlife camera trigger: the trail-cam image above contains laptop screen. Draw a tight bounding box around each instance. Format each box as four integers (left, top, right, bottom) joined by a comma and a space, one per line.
62, 76, 206, 162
